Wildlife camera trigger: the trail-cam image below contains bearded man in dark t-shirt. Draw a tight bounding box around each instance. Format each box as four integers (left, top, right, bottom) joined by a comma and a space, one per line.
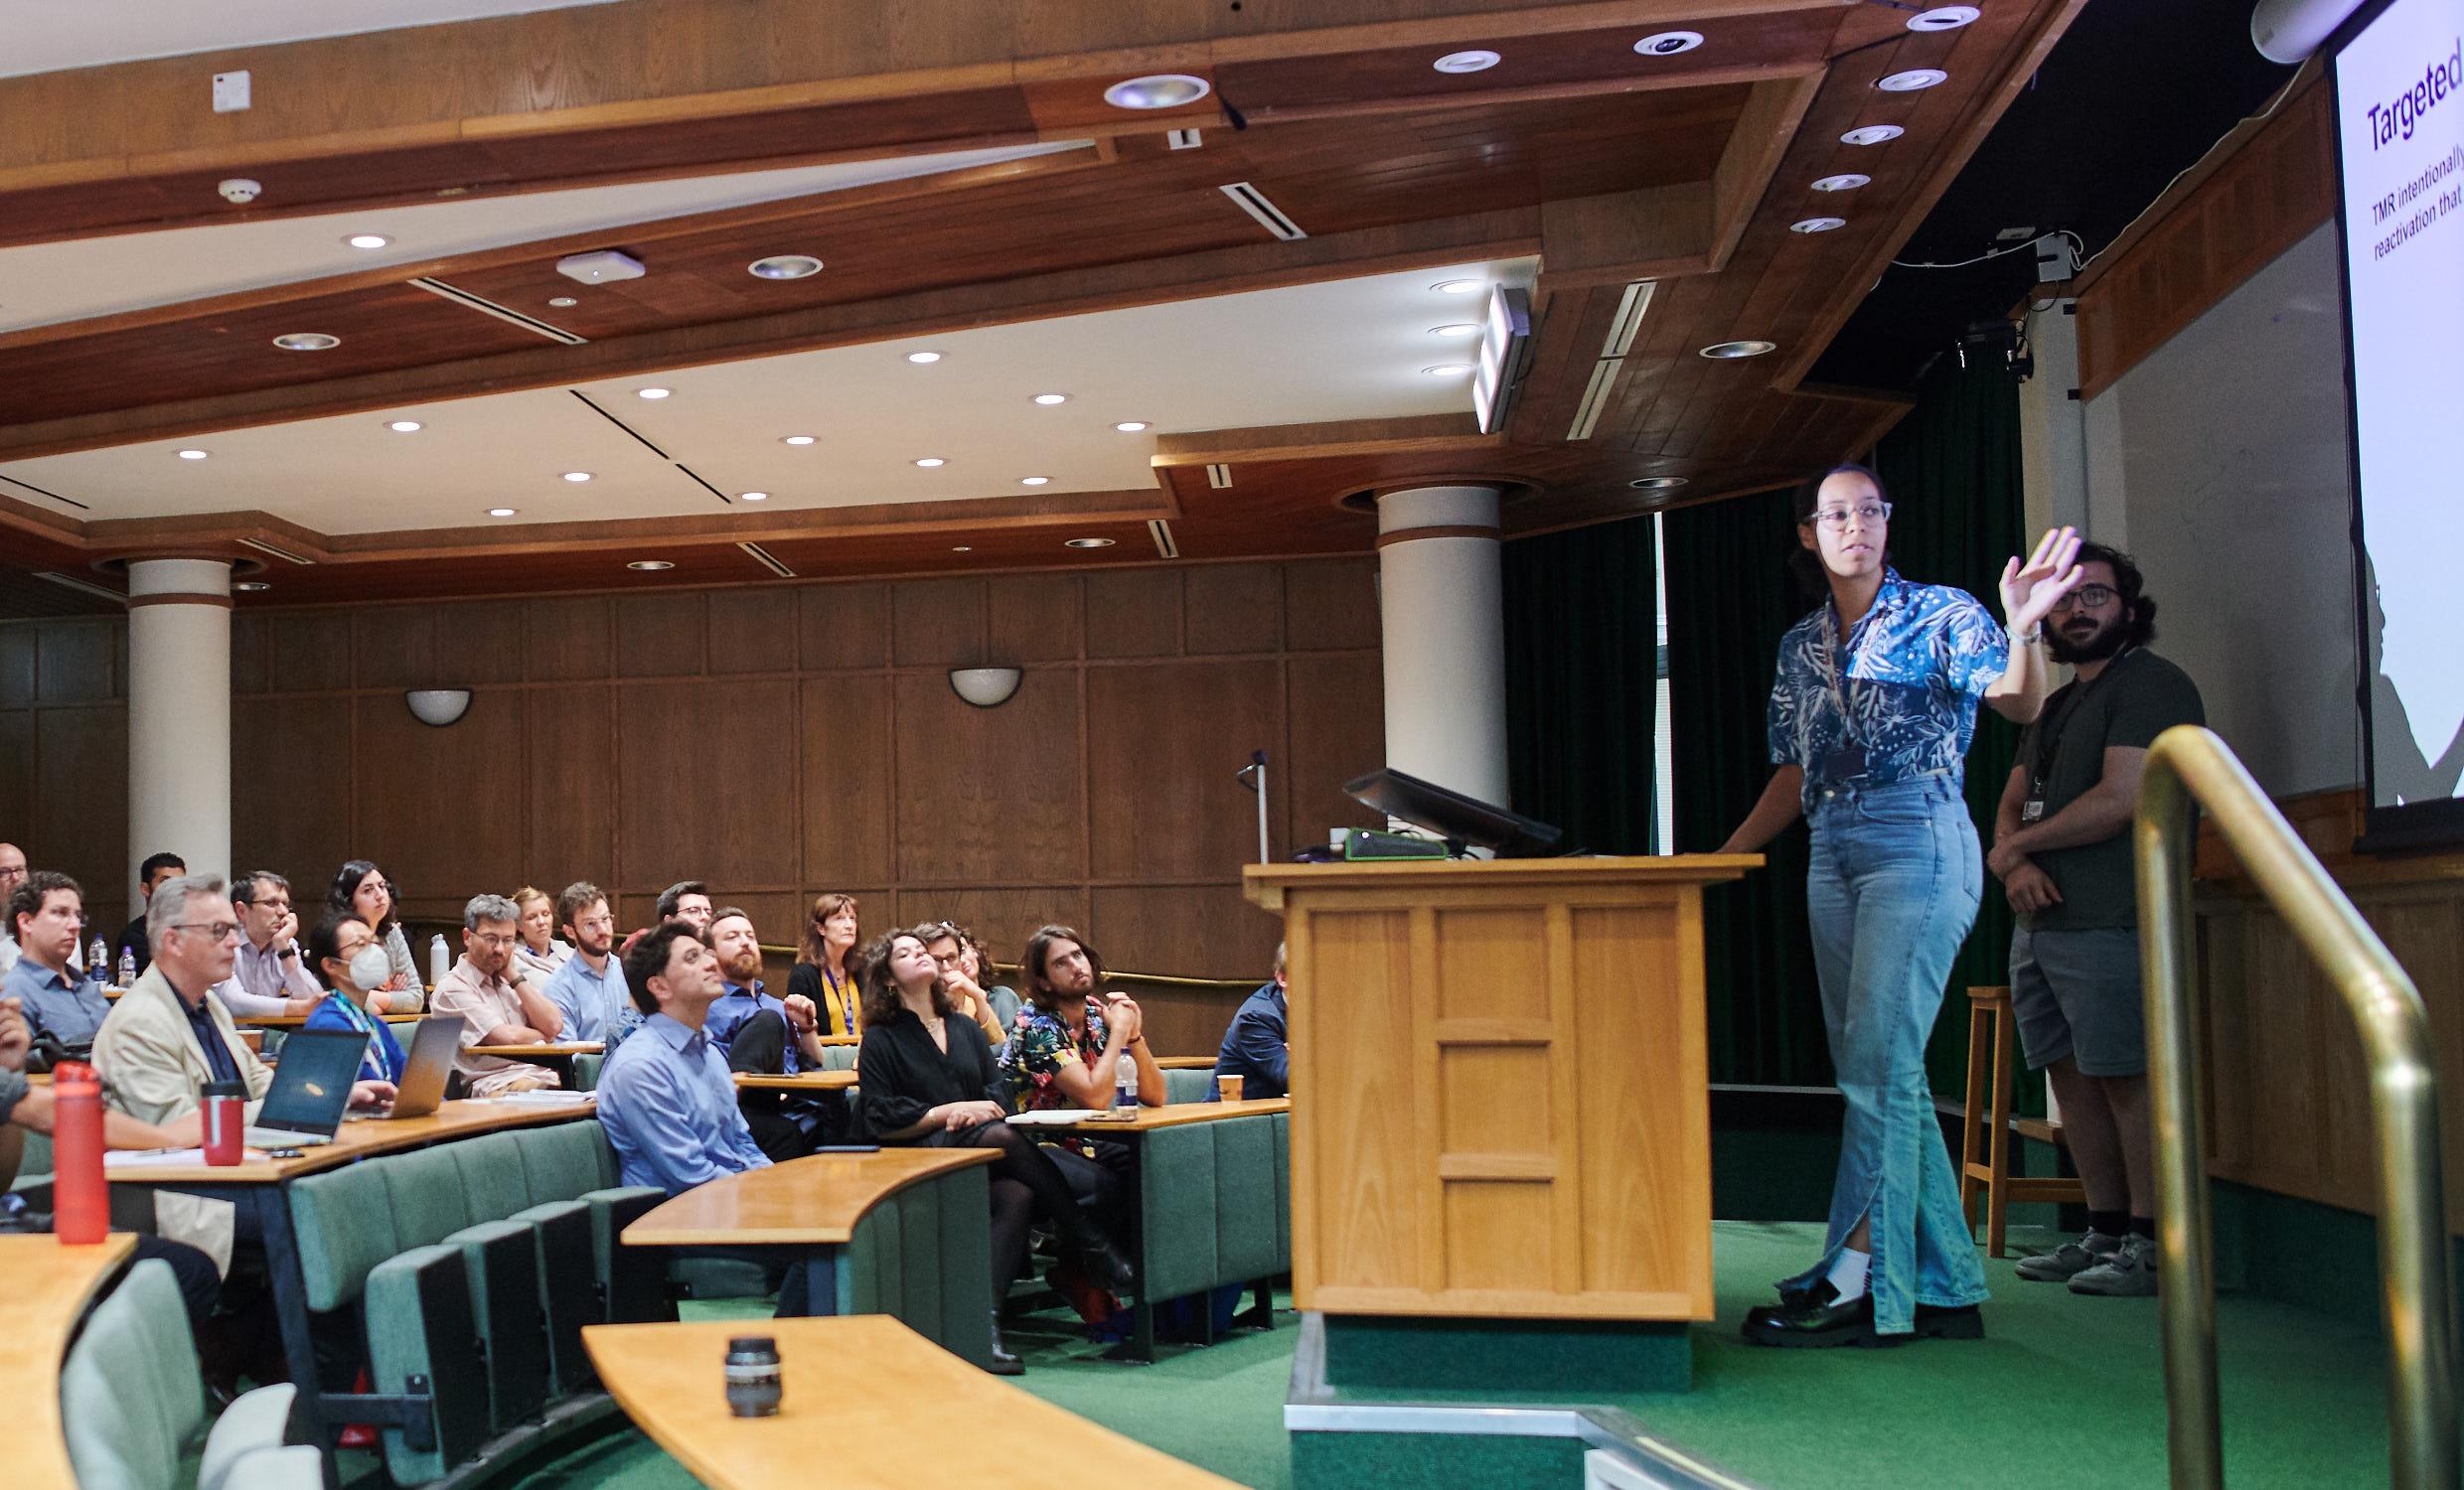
1984, 542, 2204, 1299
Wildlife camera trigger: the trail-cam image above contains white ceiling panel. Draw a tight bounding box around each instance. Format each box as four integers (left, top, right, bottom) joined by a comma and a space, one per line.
0, 0, 625, 78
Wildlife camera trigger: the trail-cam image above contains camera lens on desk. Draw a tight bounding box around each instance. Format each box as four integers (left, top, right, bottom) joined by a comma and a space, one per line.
724, 1335, 783, 1417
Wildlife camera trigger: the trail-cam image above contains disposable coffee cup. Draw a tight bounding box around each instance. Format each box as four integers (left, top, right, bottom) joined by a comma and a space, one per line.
1217, 1075, 1244, 1103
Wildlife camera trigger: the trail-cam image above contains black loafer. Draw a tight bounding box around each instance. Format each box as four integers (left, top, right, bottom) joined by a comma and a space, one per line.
1743, 1282, 1876, 1348
987, 1311, 1024, 1376
1069, 1235, 1138, 1295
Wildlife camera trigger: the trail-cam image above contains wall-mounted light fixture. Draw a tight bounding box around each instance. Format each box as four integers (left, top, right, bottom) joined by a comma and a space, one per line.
405, 688, 473, 727
947, 668, 1023, 709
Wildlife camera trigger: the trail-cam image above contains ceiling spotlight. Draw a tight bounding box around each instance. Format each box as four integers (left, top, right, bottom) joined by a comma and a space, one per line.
1628, 476, 1690, 491
952, 545, 973, 552
1020, 476, 1050, 487
1065, 537, 1116, 548
740, 491, 768, 502
1877, 69, 1948, 92
1841, 124, 1905, 147
636, 386, 672, 399
488, 508, 518, 518
1430, 323, 1481, 338
233, 580, 270, 592
1423, 364, 1473, 375
1790, 217, 1848, 234
1103, 74, 1210, 110
747, 254, 823, 280
177, 449, 209, 460
781, 435, 817, 446
1811, 174, 1871, 193
1030, 393, 1068, 407
627, 560, 674, 571
1432, 279, 1488, 294
1114, 421, 1150, 432
562, 471, 593, 482
906, 351, 943, 365
1433, 50, 1500, 74
913, 457, 946, 468
1908, 5, 1980, 30
1634, 30, 1704, 56
1699, 340, 1777, 360
272, 332, 340, 351
344, 232, 390, 249
548, 296, 579, 308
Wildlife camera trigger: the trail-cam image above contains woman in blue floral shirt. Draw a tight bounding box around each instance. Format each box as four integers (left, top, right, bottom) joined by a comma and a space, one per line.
1720, 464, 2079, 1349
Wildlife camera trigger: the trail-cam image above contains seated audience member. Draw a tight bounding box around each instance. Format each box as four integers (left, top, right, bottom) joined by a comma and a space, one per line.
302, 914, 408, 1086
0, 841, 26, 972
327, 859, 422, 1009
93, 875, 393, 1271
787, 893, 863, 1036
543, 881, 636, 1045
856, 926, 1135, 1374
511, 885, 572, 983
1213, 942, 1291, 1100
5, 872, 113, 1067
431, 894, 565, 1096
701, 907, 833, 1159
924, 921, 1017, 1046
618, 879, 715, 959
114, 851, 186, 979
600, 923, 807, 1315
214, 871, 322, 1018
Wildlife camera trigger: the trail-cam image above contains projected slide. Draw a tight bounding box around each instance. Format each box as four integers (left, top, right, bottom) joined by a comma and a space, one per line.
2337, 0, 2464, 808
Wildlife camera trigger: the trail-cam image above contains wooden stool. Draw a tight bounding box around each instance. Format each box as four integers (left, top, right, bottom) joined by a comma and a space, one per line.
1958, 985, 2086, 1258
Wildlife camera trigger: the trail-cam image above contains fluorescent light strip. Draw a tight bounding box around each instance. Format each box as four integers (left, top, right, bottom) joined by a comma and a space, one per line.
737, 541, 795, 578
409, 277, 589, 346
1566, 360, 1620, 441
234, 536, 314, 565
1604, 280, 1657, 358
35, 571, 128, 604
1147, 520, 1179, 559
1205, 463, 1233, 489
1218, 182, 1307, 241
1566, 279, 1655, 440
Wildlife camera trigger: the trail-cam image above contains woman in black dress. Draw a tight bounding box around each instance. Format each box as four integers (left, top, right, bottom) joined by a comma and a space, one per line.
854, 926, 1135, 1373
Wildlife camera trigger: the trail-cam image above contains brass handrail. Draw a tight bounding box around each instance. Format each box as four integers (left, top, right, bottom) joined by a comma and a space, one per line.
2138, 726, 2457, 1490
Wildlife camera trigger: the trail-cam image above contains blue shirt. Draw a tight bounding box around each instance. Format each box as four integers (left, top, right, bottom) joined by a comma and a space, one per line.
302, 992, 407, 1084
2, 957, 111, 1050
543, 952, 637, 1045
596, 1013, 771, 1196
704, 981, 800, 1074
1768, 569, 2009, 805
1213, 981, 1290, 1100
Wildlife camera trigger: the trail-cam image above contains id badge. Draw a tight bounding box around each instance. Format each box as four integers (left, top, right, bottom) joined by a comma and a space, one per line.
2021, 798, 2047, 823
1822, 742, 1868, 781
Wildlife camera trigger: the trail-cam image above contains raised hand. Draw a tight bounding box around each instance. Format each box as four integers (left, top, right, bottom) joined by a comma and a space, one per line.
1999, 525, 2083, 638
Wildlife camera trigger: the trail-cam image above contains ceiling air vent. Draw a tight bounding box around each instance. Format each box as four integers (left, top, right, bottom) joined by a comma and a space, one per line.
411, 278, 589, 346
737, 542, 795, 578
1147, 520, 1179, 558
1566, 279, 1657, 441
1205, 463, 1233, 489
1218, 183, 1306, 241
234, 536, 313, 565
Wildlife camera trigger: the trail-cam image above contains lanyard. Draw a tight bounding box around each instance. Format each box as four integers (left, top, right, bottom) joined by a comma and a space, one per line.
822, 965, 853, 1036
2030, 645, 2135, 792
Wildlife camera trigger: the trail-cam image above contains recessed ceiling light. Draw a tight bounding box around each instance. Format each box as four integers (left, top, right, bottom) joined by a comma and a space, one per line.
781, 435, 817, 446
1432, 279, 1488, 294
1629, 476, 1690, 491
1423, 364, 1473, 375
1634, 31, 1704, 56
562, 471, 593, 482
488, 507, 518, 518
344, 232, 390, 249
386, 419, 422, 433
1065, 537, 1116, 548
1103, 74, 1210, 110
1909, 5, 1980, 30
548, 296, 579, 308
1433, 50, 1500, 74
952, 545, 972, 552
913, 457, 946, 468
272, 332, 340, 351
627, 560, 674, 571
1114, 421, 1150, 432
636, 386, 672, 399
1031, 392, 1069, 405
1430, 323, 1481, 338
1811, 174, 1871, 193
233, 580, 269, 592
906, 351, 942, 365
1841, 124, 1906, 147
1878, 69, 1948, 92
177, 449, 209, 460
747, 254, 823, 280
1699, 340, 1777, 360
740, 491, 768, 502
1790, 217, 1848, 234
1020, 476, 1050, 487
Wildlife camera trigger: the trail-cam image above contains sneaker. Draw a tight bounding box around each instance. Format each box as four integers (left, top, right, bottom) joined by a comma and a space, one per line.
2070, 1234, 2159, 1296
2014, 1229, 2120, 1282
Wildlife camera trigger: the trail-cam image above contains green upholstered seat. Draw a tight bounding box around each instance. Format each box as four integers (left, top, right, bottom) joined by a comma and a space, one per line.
1163, 1068, 1216, 1104
837, 1160, 994, 1369
366, 1243, 492, 1486
1113, 1113, 1293, 1316
819, 1045, 860, 1072
568, 1051, 604, 1091
442, 1218, 551, 1430
508, 1197, 599, 1393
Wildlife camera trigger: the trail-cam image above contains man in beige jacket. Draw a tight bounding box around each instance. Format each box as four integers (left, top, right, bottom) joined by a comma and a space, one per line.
91, 874, 393, 1272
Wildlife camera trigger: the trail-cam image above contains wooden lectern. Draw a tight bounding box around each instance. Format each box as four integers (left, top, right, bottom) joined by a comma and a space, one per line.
1244, 855, 1758, 1324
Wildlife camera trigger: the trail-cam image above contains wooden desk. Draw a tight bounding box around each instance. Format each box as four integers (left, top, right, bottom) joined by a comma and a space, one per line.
1155, 1055, 1217, 1070
3, 1231, 136, 1489
1018, 1098, 1289, 1134
103, 1097, 598, 1185
585, 1315, 1239, 1490
231, 1011, 425, 1028
625, 1147, 995, 1249
486, 1041, 604, 1060
732, 1071, 857, 1092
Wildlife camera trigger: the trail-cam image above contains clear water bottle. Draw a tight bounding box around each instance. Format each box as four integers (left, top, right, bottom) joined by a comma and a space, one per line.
427, 933, 450, 987
115, 948, 135, 987
86, 935, 107, 974
1114, 1048, 1138, 1112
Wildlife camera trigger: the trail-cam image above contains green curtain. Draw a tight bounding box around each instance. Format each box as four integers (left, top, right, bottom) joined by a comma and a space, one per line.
1501, 514, 1657, 854
1664, 356, 2033, 1105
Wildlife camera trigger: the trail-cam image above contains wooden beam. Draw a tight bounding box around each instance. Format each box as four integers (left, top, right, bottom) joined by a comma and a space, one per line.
1706, 72, 1824, 270
1535, 182, 1718, 290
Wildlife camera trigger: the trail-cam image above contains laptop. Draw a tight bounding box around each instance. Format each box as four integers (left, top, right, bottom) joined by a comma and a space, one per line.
345, 1015, 462, 1121
241, 1028, 371, 1148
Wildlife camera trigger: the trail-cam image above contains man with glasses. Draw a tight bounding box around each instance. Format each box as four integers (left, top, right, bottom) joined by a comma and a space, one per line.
4, 871, 112, 1066
0, 842, 28, 973
213, 871, 323, 1018
432, 893, 566, 1096
543, 881, 637, 1045
1984, 542, 2204, 1299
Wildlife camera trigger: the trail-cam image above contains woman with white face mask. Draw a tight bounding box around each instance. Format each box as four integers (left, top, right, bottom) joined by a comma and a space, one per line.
303, 912, 409, 1086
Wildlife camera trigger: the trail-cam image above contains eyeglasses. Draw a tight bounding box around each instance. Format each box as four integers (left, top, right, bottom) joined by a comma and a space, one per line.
1806, 502, 1892, 529
2050, 584, 2119, 612
469, 932, 519, 950
174, 921, 242, 942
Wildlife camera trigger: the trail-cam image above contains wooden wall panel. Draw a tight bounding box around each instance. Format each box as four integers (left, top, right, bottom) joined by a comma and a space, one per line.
231, 694, 355, 890
799, 583, 887, 670
229, 612, 268, 695
1284, 556, 1380, 651
354, 686, 526, 915
434, 600, 527, 685
523, 684, 615, 901
1088, 659, 1286, 878
37, 620, 116, 703
618, 678, 799, 892
891, 579, 987, 668
987, 574, 1081, 665
1286, 651, 1388, 851
1085, 570, 1180, 659
0, 712, 30, 866
707, 589, 799, 674
615, 593, 707, 677
892, 667, 1082, 884
266, 612, 352, 691
0, 627, 35, 706
32, 706, 127, 933
526, 597, 612, 681
1091, 884, 1280, 985
355, 606, 435, 689
801, 674, 893, 886
1185, 564, 1284, 655
891, 885, 1090, 970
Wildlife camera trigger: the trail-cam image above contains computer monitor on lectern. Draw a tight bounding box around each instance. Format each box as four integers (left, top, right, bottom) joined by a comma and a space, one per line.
1342, 767, 1565, 858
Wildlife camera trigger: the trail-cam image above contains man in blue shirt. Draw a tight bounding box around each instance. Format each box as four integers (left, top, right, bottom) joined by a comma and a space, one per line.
1213, 942, 1290, 1100
541, 882, 637, 1045
701, 908, 834, 1159
5, 872, 113, 1066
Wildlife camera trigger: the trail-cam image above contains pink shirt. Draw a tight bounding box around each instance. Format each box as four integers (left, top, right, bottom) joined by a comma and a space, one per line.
431, 956, 561, 1097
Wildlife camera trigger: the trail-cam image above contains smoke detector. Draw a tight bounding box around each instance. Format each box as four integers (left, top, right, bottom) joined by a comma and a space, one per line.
555, 250, 646, 285
218, 178, 262, 204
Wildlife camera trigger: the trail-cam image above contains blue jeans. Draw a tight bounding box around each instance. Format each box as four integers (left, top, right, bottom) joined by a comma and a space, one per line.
1788, 775, 1992, 1333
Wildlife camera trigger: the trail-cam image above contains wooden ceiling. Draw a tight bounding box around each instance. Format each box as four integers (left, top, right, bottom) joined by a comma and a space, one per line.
0, 0, 2085, 608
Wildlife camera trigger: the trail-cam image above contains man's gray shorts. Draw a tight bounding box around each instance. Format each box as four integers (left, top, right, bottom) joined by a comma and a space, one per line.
2010, 925, 2146, 1077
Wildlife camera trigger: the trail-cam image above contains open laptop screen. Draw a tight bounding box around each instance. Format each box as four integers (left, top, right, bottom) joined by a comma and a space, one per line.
255, 1028, 369, 1131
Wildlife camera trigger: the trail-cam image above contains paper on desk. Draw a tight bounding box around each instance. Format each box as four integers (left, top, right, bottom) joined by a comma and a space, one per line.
103, 1147, 222, 1168
1003, 1109, 1104, 1125
483, 1091, 596, 1107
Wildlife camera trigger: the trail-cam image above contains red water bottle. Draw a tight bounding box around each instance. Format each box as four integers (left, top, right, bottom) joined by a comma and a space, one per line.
201, 1080, 245, 1166
50, 1061, 108, 1245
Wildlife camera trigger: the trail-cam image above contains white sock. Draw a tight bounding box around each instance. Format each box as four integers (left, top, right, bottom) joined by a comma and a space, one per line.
1826, 1248, 1871, 1303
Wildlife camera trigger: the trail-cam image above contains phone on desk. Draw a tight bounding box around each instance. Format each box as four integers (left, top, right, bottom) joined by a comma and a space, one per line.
816, 1144, 879, 1153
